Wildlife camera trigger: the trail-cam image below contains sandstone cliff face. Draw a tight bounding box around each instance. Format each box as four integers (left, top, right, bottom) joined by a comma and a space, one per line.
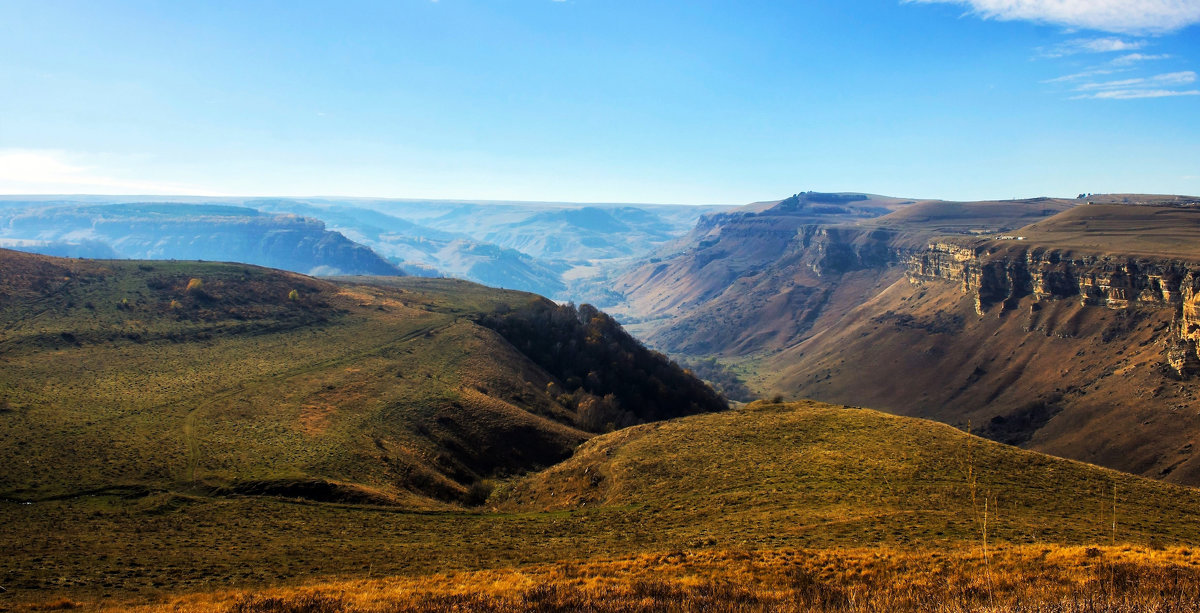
907, 241, 1200, 376
793, 226, 908, 276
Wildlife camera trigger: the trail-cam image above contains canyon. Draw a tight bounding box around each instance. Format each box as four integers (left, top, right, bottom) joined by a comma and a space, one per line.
617, 195, 1200, 485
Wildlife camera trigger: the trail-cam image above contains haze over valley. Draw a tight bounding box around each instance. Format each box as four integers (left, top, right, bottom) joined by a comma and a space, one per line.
0, 196, 723, 304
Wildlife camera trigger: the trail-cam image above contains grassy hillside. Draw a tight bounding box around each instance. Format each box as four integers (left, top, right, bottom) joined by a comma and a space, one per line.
14, 400, 1200, 610
855, 197, 1077, 240
0, 248, 723, 508
983, 203, 1200, 259
7, 247, 1200, 610
496, 401, 1200, 546
119, 547, 1200, 612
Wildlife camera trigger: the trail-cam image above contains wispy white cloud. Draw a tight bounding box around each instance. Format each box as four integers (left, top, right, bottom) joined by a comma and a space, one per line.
1069, 71, 1199, 98
906, 0, 1200, 34
1038, 38, 1193, 100
1044, 49, 1176, 83
1074, 38, 1143, 53
1042, 68, 1122, 83
1076, 70, 1197, 91
1040, 37, 1144, 57
1079, 88, 1200, 99
1111, 52, 1172, 65
0, 149, 221, 195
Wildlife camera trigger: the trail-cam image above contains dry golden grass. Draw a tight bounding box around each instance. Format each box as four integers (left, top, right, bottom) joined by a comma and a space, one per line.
1002, 203, 1200, 260
92, 545, 1200, 612
8, 401, 1200, 609
0, 250, 613, 508
6, 246, 1200, 611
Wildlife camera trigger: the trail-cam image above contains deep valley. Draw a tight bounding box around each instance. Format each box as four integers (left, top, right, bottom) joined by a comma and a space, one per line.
5, 193, 1200, 612
615, 193, 1200, 487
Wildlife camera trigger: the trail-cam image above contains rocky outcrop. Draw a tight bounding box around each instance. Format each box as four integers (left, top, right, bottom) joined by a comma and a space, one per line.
907, 240, 1200, 376
794, 226, 909, 276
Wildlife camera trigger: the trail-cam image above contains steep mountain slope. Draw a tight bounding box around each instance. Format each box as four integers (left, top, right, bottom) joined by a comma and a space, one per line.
430, 239, 569, 296
0, 195, 731, 303
478, 206, 678, 260
614, 194, 1074, 353
760, 200, 1200, 485
0, 249, 723, 508
0, 203, 402, 277
618, 193, 1200, 485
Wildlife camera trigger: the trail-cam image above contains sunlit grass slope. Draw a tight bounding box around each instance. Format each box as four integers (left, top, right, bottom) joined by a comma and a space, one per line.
123, 546, 1200, 612
0, 248, 722, 509
4, 248, 1200, 610
10, 399, 1197, 611
0, 251, 578, 507
11, 400, 1200, 609
497, 400, 1200, 548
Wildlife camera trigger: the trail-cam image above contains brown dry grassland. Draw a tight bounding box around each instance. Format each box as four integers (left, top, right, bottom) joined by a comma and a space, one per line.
6, 249, 1200, 612
10, 401, 1200, 611
96, 546, 1200, 612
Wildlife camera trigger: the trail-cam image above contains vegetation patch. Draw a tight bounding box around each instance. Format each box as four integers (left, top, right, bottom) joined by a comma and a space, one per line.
106, 547, 1200, 612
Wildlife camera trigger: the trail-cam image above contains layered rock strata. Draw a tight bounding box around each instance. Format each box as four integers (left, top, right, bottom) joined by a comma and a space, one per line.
907, 241, 1200, 376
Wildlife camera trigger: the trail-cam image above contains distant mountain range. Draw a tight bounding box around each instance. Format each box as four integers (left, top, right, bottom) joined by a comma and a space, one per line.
0, 202, 402, 277
0, 196, 727, 300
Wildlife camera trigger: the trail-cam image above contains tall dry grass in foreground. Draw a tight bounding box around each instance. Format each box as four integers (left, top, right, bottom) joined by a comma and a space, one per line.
98, 545, 1200, 613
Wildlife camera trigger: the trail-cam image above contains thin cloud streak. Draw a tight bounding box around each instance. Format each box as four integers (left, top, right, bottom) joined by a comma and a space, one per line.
1040, 37, 1145, 58
1076, 71, 1197, 91
1112, 53, 1172, 66
1044, 52, 1173, 83
1078, 89, 1200, 99
906, 0, 1200, 34
1042, 68, 1122, 83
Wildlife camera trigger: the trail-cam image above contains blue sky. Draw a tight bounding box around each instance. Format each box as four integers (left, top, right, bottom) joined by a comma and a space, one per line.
0, 0, 1197, 203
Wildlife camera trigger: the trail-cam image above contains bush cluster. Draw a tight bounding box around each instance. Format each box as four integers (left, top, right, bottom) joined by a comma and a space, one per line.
479, 301, 727, 431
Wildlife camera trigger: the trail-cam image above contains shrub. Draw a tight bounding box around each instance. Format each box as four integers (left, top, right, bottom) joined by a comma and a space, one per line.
578, 393, 634, 432
29, 598, 81, 611
185, 278, 204, 293
227, 593, 346, 613
462, 480, 495, 507
478, 301, 727, 430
